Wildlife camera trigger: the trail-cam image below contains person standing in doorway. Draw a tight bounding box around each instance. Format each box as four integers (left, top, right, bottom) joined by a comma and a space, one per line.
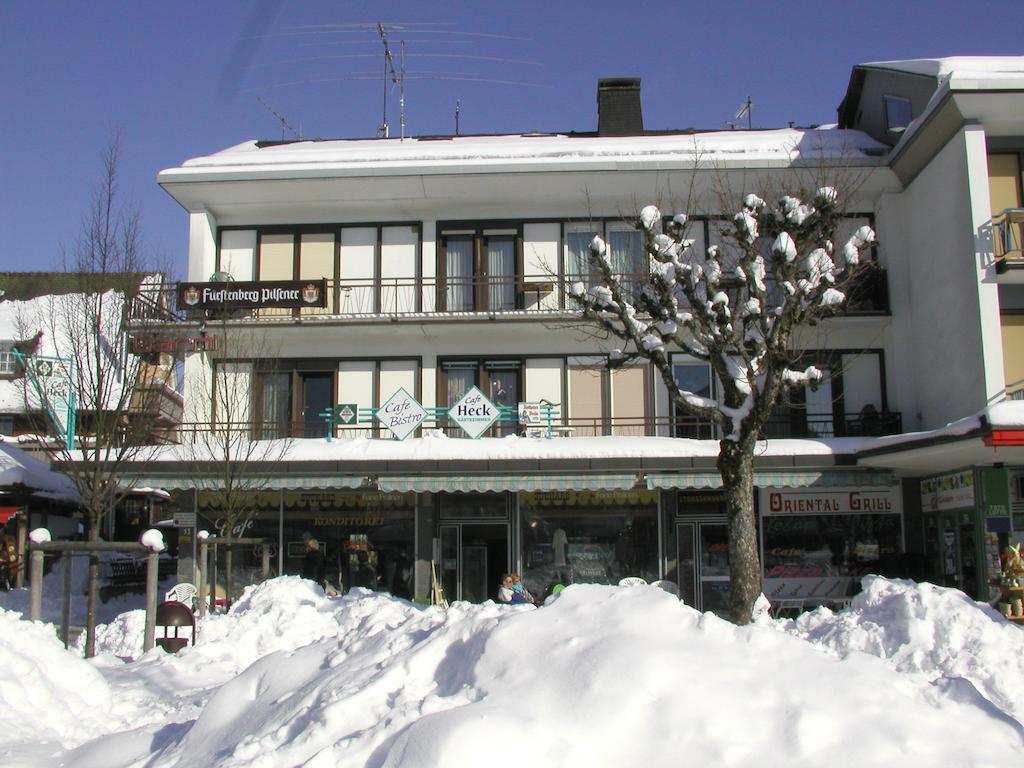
302, 537, 326, 590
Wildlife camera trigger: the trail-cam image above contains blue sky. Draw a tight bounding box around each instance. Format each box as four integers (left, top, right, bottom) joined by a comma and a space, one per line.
2, 0, 1022, 278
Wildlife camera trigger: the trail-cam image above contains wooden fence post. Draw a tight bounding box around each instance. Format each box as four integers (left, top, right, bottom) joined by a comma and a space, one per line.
29, 549, 44, 621
144, 551, 158, 652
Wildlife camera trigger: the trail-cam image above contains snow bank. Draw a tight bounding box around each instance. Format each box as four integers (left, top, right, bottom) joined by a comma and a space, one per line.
5, 576, 1024, 767
0, 609, 112, 750
780, 575, 1024, 725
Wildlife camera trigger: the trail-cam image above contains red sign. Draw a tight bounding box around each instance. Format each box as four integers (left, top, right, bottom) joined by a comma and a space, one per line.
130, 335, 218, 355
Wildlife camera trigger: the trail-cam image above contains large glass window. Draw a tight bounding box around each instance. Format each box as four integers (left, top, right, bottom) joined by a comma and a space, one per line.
442, 359, 521, 437
672, 359, 714, 438
256, 372, 290, 438
607, 225, 645, 298
440, 229, 519, 312
883, 95, 912, 132
565, 226, 600, 288
520, 490, 659, 599
0, 343, 17, 376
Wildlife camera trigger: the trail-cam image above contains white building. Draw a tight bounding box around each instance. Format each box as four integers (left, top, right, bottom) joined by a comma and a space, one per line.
130, 62, 1024, 609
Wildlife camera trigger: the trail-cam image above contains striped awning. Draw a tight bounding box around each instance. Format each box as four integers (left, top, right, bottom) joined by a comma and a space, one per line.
378, 473, 639, 493
646, 469, 896, 490
125, 475, 368, 492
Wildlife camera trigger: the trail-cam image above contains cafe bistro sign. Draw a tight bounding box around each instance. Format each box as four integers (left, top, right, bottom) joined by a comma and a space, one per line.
177, 279, 327, 311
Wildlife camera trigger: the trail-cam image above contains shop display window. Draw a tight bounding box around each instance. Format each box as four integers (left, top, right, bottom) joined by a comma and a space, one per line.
198, 490, 415, 598
762, 513, 901, 597
520, 490, 658, 598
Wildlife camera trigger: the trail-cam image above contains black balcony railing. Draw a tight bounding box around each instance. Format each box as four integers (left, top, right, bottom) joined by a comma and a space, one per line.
129, 271, 890, 324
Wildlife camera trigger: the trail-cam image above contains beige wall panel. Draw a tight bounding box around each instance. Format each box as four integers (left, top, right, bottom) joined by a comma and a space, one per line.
219, 230, 256, 281
338, 361, 375, 437
840, 353, 881, 414
1002, 317, 1024, 389
341, 227, 377, 314
611, 365, 648, 436
524, 223, 560, 311
381, 226, 418, 314
988, 154, 1022, 214
569, 361, 604, 436
300, 232, 336, 316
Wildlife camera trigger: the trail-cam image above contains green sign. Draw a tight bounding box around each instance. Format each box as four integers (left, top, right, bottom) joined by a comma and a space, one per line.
335, 404, 359, 425
979, 467, 1010, 518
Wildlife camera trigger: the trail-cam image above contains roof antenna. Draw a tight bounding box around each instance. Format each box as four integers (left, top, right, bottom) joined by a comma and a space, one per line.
257, 96, 300, 141
455, 99, 461, 136
377, 22, 407, 139
735, 96, 753, 130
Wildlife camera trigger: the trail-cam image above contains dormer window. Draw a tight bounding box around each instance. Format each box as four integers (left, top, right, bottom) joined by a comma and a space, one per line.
883, 95, 912, 133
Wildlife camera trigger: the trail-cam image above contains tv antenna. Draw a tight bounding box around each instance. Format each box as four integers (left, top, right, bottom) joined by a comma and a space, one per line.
257, 95, 301, 140
377, 22, 406, 139
454, 99, 461, 135
735, 96, 753, 130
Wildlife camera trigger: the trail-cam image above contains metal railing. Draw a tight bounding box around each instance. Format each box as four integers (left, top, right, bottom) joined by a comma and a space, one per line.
129, 271, 890, 324
170, 409, 901, 444
993, 208, 1024, 268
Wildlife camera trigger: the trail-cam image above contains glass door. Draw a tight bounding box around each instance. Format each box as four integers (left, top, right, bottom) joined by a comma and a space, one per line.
675, 519, 729, 613
436, 522, 510, 602
301, 373, 332, 438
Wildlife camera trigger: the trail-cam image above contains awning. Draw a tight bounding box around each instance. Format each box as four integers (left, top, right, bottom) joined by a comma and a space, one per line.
378, 473, 639, 493
645, 469, 897, 490
0, 506, 20, 524
126, 476, 369, 492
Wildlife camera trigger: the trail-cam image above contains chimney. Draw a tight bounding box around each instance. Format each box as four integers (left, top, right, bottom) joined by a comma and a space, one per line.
597, 77, 643, 136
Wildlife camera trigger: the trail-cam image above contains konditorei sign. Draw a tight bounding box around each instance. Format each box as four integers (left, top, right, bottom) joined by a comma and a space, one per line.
177, 280, 327, 310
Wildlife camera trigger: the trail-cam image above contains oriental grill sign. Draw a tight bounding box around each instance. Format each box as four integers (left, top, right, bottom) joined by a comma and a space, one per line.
177, 279, 327, 311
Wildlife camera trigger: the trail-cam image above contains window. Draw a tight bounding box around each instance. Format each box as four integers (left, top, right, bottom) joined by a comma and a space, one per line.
0, 343, 17, 376
439, 228, 520, 312
883, 95, 912, 133
254, 372, 291, 439
440, 359, 521, 437
566, 221, 648, 300
672, 359, 715, 439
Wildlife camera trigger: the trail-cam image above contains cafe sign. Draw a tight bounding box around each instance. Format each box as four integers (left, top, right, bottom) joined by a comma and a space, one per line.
177, 279, 327, 310
376, 387, 427, 440
449, 386, 499, 439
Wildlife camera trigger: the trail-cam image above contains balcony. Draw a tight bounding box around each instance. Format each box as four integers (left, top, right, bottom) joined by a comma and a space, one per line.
993, 208, 1024, 280
128, 271, 890, 325
173, 409, 901, 444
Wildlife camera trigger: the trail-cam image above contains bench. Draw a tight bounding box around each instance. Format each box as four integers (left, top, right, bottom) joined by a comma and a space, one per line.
100, 557, 176, 602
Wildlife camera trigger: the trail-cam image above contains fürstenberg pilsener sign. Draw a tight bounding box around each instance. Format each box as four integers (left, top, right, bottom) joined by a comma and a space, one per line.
177, 280, 328, 310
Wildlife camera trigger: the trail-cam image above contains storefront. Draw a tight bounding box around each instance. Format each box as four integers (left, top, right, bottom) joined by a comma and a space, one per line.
519, 489, 660, 599
758, 485, 903, 605
194, 489, 416, 598
919, 467, 1010, 600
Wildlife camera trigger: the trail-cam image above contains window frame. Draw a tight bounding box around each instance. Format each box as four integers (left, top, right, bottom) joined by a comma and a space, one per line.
437, 223, 524, 312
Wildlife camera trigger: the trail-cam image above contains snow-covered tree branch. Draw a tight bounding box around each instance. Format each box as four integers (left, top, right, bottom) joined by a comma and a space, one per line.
570, 187, 877, 623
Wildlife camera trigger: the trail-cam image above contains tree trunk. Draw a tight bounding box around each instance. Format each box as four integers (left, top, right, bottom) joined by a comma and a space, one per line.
717, 440, 761, 625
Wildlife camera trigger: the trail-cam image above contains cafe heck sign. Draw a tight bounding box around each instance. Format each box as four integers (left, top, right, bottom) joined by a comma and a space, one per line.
177, 279, 327, 310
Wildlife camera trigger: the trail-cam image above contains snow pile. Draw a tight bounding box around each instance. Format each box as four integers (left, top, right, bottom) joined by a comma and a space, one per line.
0, 609, 112, 749
3, 577, 1024, 766
780, 575, 1024, 725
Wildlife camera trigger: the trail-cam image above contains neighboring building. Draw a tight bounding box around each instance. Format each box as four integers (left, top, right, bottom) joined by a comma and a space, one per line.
0, 272, 182, 445
124, 61, 1024, 610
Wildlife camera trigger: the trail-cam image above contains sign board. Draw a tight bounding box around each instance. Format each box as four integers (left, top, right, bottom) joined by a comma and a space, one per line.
177, 279, 327, 311
175, 512, 197, 527
130, 334, 217, 355
920, 469, 975, 513
518, 402, 542, 425
335, 403, 359, 425
376, 388, 426, 440
760, 487, 900, 516
17, 352, 76, 450
449, 386, 499, 439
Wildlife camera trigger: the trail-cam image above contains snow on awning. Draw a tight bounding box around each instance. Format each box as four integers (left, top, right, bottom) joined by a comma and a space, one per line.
645, 469, 897, 490
377, 473, 639, 493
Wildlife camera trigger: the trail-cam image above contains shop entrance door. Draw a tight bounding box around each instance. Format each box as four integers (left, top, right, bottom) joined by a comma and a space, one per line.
676, 519, 730, 613
439, 522, 510, 602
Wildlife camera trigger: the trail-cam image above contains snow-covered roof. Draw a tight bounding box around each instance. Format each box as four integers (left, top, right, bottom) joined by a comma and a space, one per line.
861, 56, 1024, 84
0, 442, 78, 501
160, 128, 888, 181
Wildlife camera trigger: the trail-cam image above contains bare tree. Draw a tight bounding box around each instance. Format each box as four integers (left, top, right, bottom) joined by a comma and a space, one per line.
16, 134, 176, 655
180, 317, 291, 598
570, 186, 877, 624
